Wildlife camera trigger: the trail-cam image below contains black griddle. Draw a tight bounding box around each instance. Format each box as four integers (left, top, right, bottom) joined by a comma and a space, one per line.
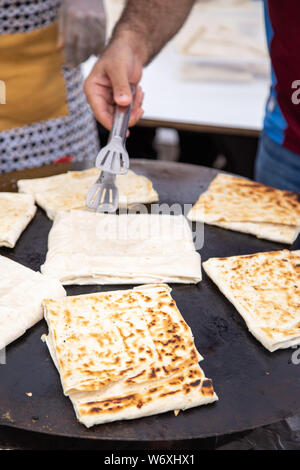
0, 159, 299, 442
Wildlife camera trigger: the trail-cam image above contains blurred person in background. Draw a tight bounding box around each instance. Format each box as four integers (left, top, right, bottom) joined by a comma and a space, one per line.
85, 0, 300, 192
255, 0, 300, 192
0, 0, 106, 173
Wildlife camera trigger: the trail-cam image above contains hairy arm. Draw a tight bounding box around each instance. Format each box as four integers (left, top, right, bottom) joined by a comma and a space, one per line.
84, 0, 196, 129
111, 0, 196, 65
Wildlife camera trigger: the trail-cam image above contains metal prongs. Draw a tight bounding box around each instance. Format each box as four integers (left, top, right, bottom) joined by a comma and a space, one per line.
95, 84, 136, 175
95, 137, 129, 175
86, 172, 119, 213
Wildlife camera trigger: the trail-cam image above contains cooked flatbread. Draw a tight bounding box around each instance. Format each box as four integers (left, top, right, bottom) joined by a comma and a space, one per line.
187, 173, 300, 244
43, 284, 217, 427
70, 363, 216, 427
43, 284, 202, 394
41, 211, 202, 285
209, 221, 300, 245
17, 168, 158, 220
180, 23, 267, 60
0, 255, 66, 349
176, 0, 268, 62
203, 250, 300, 352
0, 192, 36, 248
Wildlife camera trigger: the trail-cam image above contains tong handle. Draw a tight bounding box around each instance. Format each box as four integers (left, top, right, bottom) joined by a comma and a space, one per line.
110, 84, 136, 143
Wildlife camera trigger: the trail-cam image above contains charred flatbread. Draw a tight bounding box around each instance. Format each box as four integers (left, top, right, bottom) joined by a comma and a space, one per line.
43, 284, 217, 427
187, 174, 300, 244
203, 250, 300, 352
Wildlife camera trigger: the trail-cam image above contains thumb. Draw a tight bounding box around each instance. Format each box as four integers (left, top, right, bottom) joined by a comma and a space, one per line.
56, 5, 64, 46
108, 65, 133, 107
57, 34, 64, 49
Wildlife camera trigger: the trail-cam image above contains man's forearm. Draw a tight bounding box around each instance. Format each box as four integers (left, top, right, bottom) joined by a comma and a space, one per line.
111, 0, 196, 65
84, 0, 196, 128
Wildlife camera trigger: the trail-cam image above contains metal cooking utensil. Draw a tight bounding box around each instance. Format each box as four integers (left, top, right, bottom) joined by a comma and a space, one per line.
85, 171, 119, 213
95, 84, 136, 175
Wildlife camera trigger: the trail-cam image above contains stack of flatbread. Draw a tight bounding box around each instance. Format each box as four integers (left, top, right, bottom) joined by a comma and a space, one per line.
0, 192, 36, 248
177, 0, 268, 60
41, 210, 202, 285
203, 249, 300, 352
17, 168, 159, 220
179, 22, 267, 61
43, 283, 218, 427
187, 174, 300, 244
0, 255, 65, 350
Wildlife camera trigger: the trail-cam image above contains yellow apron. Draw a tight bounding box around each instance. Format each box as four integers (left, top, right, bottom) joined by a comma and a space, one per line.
0, 22, 68, 131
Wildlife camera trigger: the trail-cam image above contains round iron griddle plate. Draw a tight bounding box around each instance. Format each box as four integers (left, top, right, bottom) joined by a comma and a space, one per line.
0, 159, 300, 442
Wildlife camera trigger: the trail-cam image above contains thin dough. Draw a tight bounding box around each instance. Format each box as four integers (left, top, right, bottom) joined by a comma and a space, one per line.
0, 193, 36, 248
41, 211, 202, 285
0, 255, 66, 349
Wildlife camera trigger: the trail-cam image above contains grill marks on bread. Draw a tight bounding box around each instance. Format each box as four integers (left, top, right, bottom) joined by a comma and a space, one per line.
187, 174, 300, 244
43, 284, 217, 426
78, 365, 214, 419
203, 250, 300, 352
43, 286, 202, 394
194, 174, 300, 225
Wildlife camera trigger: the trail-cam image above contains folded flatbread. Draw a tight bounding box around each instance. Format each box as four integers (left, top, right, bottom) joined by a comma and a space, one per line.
203, 250, 300, 352
0, 192, 36, 248
41, 211, 202, 285
176, 0, 268, 62
187, 173, 300, 244
43, 284, 218, 427
179, 24, 268, 61
0, 255, 66, 349
17, 168, 158, 220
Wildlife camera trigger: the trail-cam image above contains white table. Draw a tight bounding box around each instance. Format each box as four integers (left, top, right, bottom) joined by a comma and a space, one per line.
140, 44, 269, 137
82, 44, 269, 138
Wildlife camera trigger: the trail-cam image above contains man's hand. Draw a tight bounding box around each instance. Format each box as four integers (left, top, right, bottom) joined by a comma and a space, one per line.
57, 0, 106, 68
84, 0, 195, 129
84, 34, 145, 131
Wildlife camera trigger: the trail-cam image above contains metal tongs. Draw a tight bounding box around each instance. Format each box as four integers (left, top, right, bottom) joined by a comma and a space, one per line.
85, 171, 119, 213
86, 85, 135, 213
